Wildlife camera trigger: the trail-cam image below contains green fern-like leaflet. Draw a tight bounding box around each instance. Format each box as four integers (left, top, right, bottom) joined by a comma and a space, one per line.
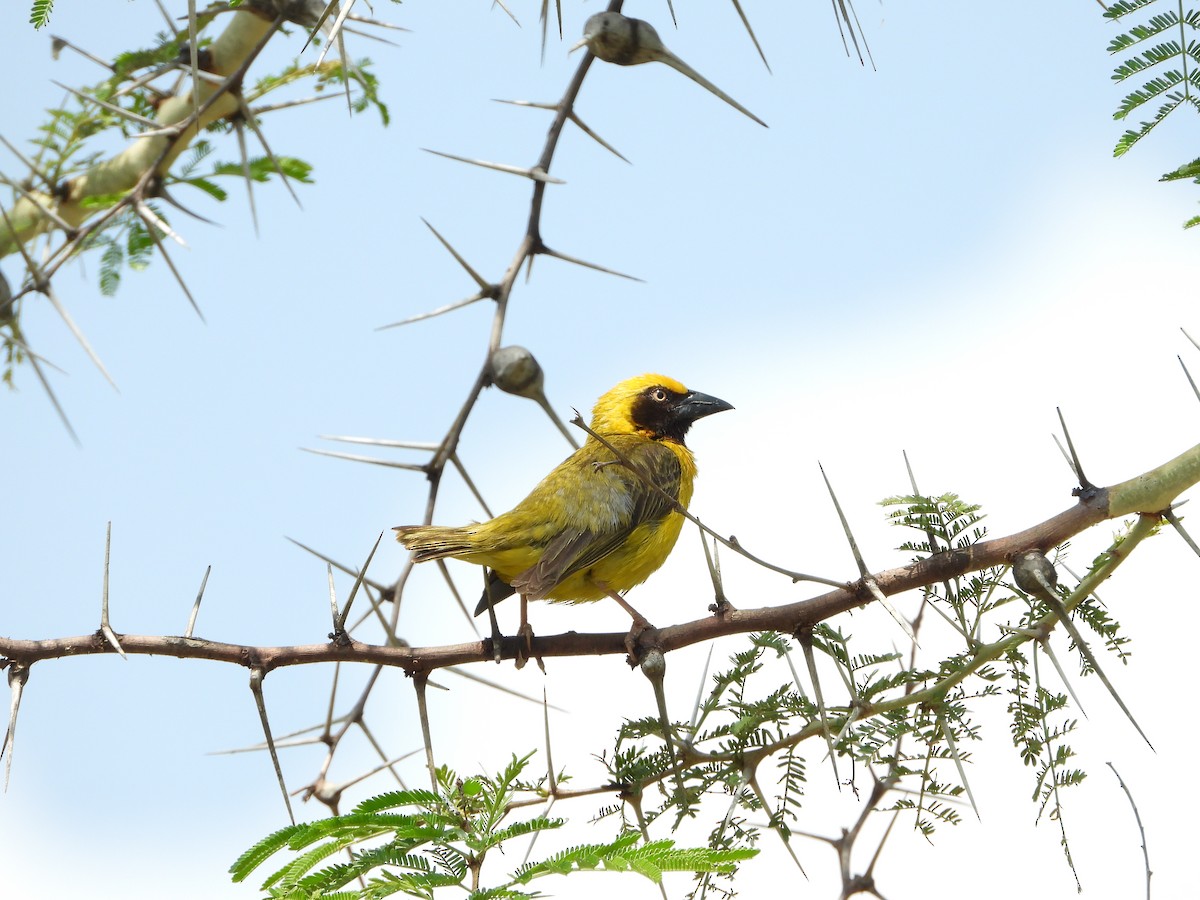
231, 756, 756, 899
1105, 0, 1200, 227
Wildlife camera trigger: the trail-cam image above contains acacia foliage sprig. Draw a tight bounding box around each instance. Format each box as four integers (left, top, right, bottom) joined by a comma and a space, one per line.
231, 753, 755, 899
1104, 0, 1200, 226
589, 493, 1146, 892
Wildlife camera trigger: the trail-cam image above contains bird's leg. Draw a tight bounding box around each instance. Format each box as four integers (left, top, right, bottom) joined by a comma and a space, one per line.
515, 593, 544, 672
481, 570, 503, 664
518, 593, 531, 666
591, 578, 654, 661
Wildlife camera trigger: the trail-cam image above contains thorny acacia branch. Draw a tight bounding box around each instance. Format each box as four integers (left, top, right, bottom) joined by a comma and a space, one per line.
3, 440, 1195, 672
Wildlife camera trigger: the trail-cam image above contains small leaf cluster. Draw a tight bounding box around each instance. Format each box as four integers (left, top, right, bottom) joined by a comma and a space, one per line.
592, 492, 1136, 891
1104, 0, 1200, 227
2, 7, 386, 372
28, 0, 53, 30
232, 753, 753, 899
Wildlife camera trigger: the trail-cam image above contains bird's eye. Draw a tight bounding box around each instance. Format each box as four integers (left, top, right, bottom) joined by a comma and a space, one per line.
650, 387, 668, 402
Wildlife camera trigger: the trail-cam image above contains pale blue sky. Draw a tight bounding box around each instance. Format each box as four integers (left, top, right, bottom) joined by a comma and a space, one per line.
3, 3, 1199, 898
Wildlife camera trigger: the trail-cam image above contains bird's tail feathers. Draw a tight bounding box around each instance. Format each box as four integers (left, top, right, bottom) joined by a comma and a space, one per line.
393, 525, 478, 562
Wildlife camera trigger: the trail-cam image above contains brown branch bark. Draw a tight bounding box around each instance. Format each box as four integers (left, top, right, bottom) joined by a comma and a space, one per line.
5, 439, 1195, 674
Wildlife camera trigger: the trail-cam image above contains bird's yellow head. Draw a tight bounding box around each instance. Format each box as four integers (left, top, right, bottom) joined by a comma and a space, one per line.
589, 373, 733, 445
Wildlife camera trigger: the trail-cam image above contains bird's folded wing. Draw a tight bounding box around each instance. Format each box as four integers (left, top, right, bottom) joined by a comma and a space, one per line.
510, 440, 682, 599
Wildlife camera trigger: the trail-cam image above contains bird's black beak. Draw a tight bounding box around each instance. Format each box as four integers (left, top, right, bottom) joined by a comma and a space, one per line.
675, 390, 734, 424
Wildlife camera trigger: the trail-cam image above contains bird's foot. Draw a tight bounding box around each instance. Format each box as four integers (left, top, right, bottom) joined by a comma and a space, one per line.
623, 615, 654, 665
514, 620, 545, 672
709, 596, 736, 617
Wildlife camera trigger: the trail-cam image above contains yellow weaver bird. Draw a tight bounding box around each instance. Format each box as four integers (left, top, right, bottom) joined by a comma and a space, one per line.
393, 373, 732, 637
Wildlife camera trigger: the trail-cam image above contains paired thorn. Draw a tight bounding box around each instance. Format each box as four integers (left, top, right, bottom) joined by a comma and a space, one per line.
422, 218, 491, 290
0, 227, 77, 445
318, 3, 359, 116
537, 0, 563, 63
520, 687, 558, 866
0, 134, 56, 192
0, 175, 73, 232
729, 0, 772, 72
747, 772, 808, 877
186, 0, 202, 127
235, 95, 303, 210
134, 205, 205, 321
1178, 355, 1200, 405
422, 148, 566, 184
1182, 326, 1200, 354
796, 628, 840, 786
248, 667, 295, 824
1039, 639, 1087, 717
820, 463, 916, 642
44, 285, 120, 390
413, 672, 438, 791
3, 664, 29, 791
300, 445, 429, 471
99, 522, 126, 658
331, 533, 384, 638
23, 336, 79, 443
688, 644, 715, 736
376, 291, 493, 330
154, 185, 218, 225
698, 525, 730, 612
494, 99, 631, 163
1163, 507, 1200, 559
184, 565, 211, 639
286, 536, 394, 599
492, 0, 519, 27
538, 244, 643, 282
830, 0, 875, 69
50, 80, 158, 128
933, 706, 980, 821
377, 220, 500, 330
1054, 407, 1096, 495
234, 119, 258, 234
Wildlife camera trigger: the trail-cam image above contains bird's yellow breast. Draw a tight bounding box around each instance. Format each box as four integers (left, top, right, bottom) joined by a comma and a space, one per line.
459, 435, 696, 601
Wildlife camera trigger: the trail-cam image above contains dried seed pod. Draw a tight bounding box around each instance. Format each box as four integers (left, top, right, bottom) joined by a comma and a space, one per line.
1011, 549, 1058, 595
574, 12, 767, 127
639, 646, 666, 680
489, 345, 545, 399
